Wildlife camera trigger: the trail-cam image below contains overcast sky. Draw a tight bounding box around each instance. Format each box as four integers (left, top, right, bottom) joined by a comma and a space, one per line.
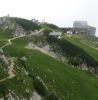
0, 0, 98, 36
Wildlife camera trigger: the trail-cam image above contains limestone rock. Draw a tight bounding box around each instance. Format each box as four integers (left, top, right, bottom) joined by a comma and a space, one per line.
12, 25, 26, 37
0, 48, 9, 65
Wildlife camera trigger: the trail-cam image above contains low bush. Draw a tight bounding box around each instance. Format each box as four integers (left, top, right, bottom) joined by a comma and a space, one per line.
47, 92, 59, 100
15, 18, 41, 31
33, 76, 48, 96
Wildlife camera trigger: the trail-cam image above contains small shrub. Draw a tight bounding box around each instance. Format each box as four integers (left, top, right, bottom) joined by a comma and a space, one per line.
33, 76, 48, 96
15, 18, 41, 31
47, 92, 59, 100
43, 29, 52, 36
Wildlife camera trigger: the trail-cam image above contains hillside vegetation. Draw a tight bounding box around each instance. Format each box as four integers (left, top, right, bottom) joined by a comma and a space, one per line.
0, 29, 12, 47
64, 34, 98, 61
15, 18, 41, 31
2, 40, 98, 100
0, 17, 98, 100
40, 23, 61, 32
46, 35, 98, 73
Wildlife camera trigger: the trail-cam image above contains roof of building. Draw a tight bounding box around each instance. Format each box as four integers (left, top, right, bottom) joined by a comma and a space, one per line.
49, 31, 62, 36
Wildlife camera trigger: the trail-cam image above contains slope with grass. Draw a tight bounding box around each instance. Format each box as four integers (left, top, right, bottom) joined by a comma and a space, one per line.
0, 29, 12, 47
8, 32, 98, 74
0, 33, 98, 100
40, 23, 61, 32
0, 17, 98, 100
15, 17, 41, 31
64, 34, 98, 61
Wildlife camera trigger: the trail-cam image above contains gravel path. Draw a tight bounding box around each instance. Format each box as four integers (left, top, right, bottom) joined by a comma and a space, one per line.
0, 29, 43, 83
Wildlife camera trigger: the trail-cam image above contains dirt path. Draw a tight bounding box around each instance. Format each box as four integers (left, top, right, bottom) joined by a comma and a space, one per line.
1, 29, 43, 49
0, 29, 43, 83
8, 59, 15, 78
0, 58, 15, 83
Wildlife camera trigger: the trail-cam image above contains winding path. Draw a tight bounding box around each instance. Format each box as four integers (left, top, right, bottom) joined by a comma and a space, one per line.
0, 29, 44, 83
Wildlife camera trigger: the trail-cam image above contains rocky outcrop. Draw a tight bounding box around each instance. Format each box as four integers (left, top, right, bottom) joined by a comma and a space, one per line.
0, 15, 16, 30
26, 42, 66, 62
0, 16, 42, 37
12, 25, 26, 37
0, 91, 42, 100
0, 48, 9, 66
0, 16, 27, 37
30, 91, 42, 100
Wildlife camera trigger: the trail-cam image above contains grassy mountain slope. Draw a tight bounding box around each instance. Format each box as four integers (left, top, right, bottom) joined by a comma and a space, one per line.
15, 18, 41, 31
0, 18, 98, 100
40, 23, 61, 32
0, 29, 12, 47
0, 33, 98, 100
64, 34, 98, 61
3, 44, 98, 100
